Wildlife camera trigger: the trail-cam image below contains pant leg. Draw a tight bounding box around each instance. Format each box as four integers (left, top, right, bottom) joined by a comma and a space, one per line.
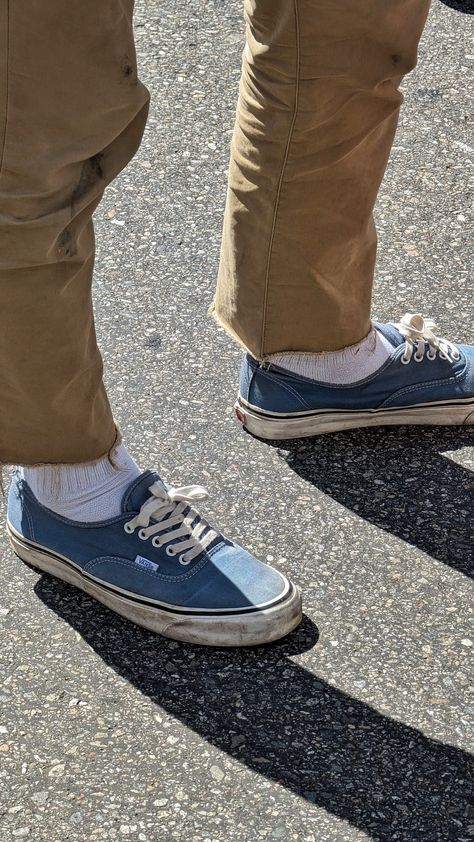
213, 0, 431, 358
0, 0, 149, 466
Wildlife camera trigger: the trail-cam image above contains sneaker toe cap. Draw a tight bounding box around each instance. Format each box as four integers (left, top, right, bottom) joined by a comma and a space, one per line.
188, 543, 292, 612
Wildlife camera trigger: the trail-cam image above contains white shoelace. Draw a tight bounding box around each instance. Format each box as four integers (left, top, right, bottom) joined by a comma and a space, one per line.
393, 313, 461, 365
124, 482, 218, 565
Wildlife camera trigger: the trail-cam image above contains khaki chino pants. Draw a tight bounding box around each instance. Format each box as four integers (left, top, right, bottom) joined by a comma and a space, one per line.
0, 0, 431, 466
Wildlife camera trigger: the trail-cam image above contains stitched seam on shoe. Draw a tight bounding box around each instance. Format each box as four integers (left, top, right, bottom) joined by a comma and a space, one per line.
259, 0, 300, 358
83, 555, 210, 583
380, 365, 468, 407
0, 1, 10, 179
244, 356, 260, 403
207, 540, 227, 558
258, 367, 311, 410
25, 507, 35, 542
121, 470, 156, 511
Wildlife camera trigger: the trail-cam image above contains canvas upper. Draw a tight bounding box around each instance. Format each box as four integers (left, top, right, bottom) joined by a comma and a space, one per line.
7, 470, 292, 614
239, 317, 474, 414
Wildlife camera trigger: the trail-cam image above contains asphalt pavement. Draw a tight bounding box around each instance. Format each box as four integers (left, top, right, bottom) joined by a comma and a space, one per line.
0, 1, 473, 840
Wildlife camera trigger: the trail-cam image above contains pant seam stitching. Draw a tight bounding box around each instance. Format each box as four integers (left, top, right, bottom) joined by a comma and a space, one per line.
259, 0, 301, 358
0, 1, 10, 178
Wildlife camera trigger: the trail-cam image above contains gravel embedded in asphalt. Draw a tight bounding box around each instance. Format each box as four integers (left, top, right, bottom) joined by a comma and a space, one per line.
0, 2, 473, 840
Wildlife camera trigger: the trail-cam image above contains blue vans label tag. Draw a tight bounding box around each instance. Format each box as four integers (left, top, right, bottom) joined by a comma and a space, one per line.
134, 555, 159, 572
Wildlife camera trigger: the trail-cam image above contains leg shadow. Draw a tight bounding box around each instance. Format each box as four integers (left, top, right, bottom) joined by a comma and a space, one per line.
438, 0, 474, 13
35, 577, 473, 842
272, 426, 473, 578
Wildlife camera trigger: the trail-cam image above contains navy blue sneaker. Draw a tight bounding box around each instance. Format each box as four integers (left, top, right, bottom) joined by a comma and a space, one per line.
7, 471, 302, 646
236, 314, 474, 439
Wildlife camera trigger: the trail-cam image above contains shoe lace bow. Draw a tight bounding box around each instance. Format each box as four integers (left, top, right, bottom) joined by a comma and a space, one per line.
393, 313, 460, 365
124, 482, 218, 565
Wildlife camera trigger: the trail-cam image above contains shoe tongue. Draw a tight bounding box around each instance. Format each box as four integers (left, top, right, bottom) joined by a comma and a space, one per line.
375, 321, 404, 347
122, 470, 164, 513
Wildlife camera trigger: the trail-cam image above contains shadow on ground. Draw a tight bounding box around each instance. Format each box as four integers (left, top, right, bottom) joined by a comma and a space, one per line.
35, 578, 472, 842
269, 425, 473, 579
438, 0, 474, 13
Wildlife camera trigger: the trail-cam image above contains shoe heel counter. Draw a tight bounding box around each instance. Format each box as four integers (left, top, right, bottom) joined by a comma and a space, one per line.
239, 354, 258, 402
243, 362, 310, 414
7, 475, 33, 540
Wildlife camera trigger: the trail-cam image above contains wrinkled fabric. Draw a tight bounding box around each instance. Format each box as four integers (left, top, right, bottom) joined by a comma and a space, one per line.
213, 0, 432, 357
0, 1, 149, 465
0, 0, 432, 465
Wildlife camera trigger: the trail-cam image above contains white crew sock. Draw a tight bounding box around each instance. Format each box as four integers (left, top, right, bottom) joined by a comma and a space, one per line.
268, 325, 394, 384
20, 442, 142, 522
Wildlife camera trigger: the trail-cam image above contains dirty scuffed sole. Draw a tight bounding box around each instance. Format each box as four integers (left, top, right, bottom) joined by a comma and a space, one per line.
7, 525, 303, 647
235, 396, 474, 440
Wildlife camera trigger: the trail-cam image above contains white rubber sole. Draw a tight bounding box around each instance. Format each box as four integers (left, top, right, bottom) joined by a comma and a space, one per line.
7, 524, 302, 647
235, 395, 474, 440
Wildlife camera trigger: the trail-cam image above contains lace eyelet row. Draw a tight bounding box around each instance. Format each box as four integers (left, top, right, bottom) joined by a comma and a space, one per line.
123, 523, 190, 565
164, 546, 191, 565
395, 314, 461, 371
401, 347, 460, 365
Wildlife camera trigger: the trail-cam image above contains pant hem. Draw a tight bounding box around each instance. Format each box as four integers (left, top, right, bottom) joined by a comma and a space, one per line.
210, 300, 374, 363
208, 301, 257, 358
0, 427, 123, 493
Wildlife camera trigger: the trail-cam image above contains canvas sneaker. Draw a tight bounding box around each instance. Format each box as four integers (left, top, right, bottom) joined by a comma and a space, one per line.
235, 313, 474, 439
7, 470, 302, 646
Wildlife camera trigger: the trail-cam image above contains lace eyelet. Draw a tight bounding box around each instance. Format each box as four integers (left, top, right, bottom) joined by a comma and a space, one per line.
400, 356, 410, 365
165, 545, 176, 557
138, 529, 148, 541
427, 351, 437, 361
179, 554, 191, 566
453, 352, 461, 361
414, 354, 424, 363
124, 523, 134, 534
152, 537, 162, 548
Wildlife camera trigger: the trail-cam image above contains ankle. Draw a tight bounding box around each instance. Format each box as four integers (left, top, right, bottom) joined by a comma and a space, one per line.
268, 325, 394, 385
19, 443, 141, 522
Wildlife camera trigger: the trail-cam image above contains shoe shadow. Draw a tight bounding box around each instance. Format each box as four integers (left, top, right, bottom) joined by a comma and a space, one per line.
269, 426, 473, 579
35, 577, 472, 841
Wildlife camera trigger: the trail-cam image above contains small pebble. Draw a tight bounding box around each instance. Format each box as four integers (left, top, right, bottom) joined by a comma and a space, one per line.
210, 765, 225, 782
31, 792, 49, 806
48, 764, 65, 777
